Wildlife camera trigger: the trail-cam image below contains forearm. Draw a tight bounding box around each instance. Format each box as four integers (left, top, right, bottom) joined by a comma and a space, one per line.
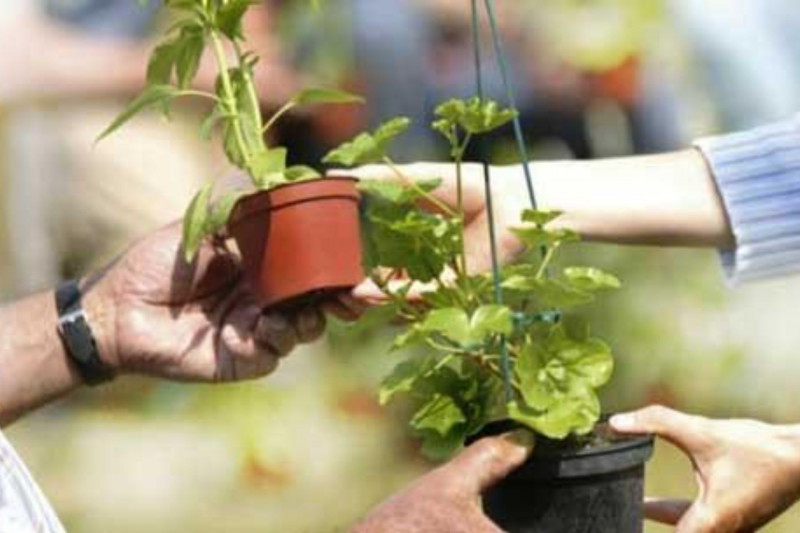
529, 149, 735, 249
0, 291, 82, 426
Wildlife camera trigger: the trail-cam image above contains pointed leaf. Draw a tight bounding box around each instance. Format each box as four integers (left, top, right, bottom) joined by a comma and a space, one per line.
147, 41, 178, 85
291, 87, 364, 106
522, 209, 563, 227
182, 183, 213, 262
97, 85, 180, 142
175, 25, 205, 89
284, 165, 321, 182
206, 190, 245, 235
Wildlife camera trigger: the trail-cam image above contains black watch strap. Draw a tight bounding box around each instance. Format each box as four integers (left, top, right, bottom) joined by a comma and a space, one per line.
56, 280, 115, 386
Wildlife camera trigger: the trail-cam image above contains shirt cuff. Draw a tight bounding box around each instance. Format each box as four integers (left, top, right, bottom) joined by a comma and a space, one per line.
694, 116, 800, 284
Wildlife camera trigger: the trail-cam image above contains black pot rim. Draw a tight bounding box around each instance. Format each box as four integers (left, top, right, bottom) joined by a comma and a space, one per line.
471, 418, 655, 481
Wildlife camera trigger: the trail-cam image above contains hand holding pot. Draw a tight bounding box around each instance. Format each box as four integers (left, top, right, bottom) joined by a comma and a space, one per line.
611, 406, 800, 533
351, 431, 534, 533
82, 221, 361, 382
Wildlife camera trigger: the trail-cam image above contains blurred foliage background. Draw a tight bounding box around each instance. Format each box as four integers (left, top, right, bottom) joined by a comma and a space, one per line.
2, 0, 800, 531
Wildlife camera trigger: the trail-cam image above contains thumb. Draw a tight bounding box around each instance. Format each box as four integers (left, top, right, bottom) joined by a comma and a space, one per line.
645, 498, 691, 525
446, 430, 535, 494
610, 405, 708, 455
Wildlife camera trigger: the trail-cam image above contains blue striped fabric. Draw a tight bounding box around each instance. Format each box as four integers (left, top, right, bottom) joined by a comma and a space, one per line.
695, 116, 800, 283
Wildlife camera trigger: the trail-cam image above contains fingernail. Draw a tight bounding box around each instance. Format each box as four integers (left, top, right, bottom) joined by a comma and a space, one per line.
610, 414, 635, 431
504, 429, 536, 451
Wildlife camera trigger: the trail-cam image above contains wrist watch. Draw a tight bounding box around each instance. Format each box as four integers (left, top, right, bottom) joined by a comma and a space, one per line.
55, 280, 115, 386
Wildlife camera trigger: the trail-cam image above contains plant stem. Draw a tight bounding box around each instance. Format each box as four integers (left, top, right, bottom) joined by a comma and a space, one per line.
176, 90, 220, 102
262, 101, 295, 134
383, 157, 457, 217
209, 29, 254, 182
232, 40, 265, 133
536, 244, 558, 279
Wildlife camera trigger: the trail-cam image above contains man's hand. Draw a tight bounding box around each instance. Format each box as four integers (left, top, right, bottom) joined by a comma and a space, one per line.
82, 222, 363, 382
611, 406, 800, 533
352, 431, 534, 533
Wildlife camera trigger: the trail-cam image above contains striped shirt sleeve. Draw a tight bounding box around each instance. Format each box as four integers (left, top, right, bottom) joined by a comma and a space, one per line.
694, 115, 800, 284
0, 429, 66, 533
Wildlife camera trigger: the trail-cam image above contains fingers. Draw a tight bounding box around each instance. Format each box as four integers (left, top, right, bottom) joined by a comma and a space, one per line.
329, 162, 488, 218
645, 498, 691, 525
254, 312, 298, 357
292, 307, 326, 343
322, 292, 368, 321
445, 430, 536, 494
610, 405, 710, 455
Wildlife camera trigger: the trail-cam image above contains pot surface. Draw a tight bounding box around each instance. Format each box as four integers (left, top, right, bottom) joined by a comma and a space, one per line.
471, 419, 654, 533
228, 178, 364, 308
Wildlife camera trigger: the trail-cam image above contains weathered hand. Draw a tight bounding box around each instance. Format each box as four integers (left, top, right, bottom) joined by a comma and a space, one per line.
611, 406, 800, 533
82, 222, 363, 382
352, 432, 534, 533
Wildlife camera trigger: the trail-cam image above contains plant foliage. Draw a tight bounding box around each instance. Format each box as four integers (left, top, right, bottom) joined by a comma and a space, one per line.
330, 97, 621, 459
105, 0, 361, 261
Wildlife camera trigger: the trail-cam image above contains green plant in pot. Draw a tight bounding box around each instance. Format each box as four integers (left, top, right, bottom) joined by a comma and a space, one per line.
328, 97, 654, 533
100, 0, 365, 308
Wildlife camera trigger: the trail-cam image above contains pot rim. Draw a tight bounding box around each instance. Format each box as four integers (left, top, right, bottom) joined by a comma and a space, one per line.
469, 417, 655, 480
228, 176, 360, 229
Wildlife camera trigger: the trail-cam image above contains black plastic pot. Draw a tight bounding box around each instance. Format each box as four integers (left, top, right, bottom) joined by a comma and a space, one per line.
470, 420, 654, 533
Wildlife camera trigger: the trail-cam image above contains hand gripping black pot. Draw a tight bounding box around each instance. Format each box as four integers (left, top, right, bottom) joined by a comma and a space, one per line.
470, 420, 654, 533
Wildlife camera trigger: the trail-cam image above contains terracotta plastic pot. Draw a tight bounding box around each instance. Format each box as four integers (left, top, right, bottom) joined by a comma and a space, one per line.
227, 177, 364, 309
469, 419, 654, 533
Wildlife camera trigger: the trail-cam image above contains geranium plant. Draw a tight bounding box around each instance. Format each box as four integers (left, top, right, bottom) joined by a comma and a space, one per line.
327, 97, 621, 458
100, 0, 362, 261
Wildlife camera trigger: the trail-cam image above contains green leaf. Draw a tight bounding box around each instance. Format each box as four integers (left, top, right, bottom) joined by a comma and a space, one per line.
502, 277, 593, 309
219, 67, 267, 170
182, 183, 213, 262
250, 148, 288, 187
147, 41, 178, 85
206, 190, 244, 235
564, 267, 621, 291
323, 117, 411, 167
216, 0, 257, 40
460, 97, 518, 135
97, 85, 180, 142
469, 305, 513, 342
510, 226, 580, 249
411, 393, 466, 437
433, 97, 517, 136
521, 209, 563, 227
291, 87, 364, 106
380, 357, 436, 405
358, 178, 442, 204
284, 165, 321, 182
199, 104, 227, 140
175, 25, 205, 89
419, 308, 470, 346
508, 395, 600, 440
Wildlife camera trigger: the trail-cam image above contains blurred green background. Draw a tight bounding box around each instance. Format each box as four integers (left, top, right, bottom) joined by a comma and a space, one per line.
3, 0, 800, 531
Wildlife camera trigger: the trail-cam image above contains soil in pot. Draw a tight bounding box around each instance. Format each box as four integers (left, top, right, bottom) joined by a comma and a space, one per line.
228, 177, 364, 309
469, 419, 654, 533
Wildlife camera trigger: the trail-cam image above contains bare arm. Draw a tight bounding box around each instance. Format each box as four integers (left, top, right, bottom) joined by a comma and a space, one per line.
0, 223, 357, 427
0, 291, 86, 425
530, 149, 734, 248
338, 148, 734, 279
